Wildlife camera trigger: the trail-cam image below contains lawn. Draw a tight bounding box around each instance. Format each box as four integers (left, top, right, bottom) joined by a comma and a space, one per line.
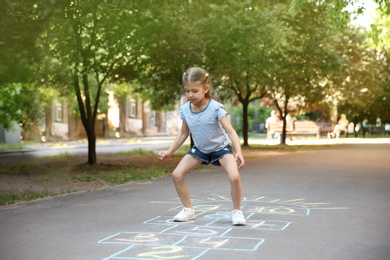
0, 144, 329, 206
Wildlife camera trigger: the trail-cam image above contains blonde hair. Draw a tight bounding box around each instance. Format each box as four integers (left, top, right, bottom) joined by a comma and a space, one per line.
182, 67, 212, 98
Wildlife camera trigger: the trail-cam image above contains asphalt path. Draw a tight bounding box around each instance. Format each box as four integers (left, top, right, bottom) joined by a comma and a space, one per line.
0, 143, 389, 260
0, 138, 176, 163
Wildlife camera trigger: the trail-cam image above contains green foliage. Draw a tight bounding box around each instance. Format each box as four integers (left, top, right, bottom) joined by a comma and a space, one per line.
1, 0, 389, 149
230, 102, 274, 132
72, 173, 99, 183
118, 148, 156, 156
0, 83, 42, 130
368, 6, 390, 50
0, 143, 25, 151
132, 0, 205, 110
35, 0, 147, 163
44, 152, 73, 159
0, 1, 51, 129
230, 104, 243, 133
289, 0, 351, 29
102, 166, 169, 184
0, 188, 54, 206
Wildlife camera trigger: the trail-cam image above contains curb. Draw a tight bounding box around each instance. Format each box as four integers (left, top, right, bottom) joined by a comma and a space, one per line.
0, 149, 36, 155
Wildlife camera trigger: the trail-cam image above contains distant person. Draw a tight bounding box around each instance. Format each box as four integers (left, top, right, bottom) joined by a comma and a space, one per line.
353, 122, 362, 137
385, 123, 390, 135
348, 122, 355, 135
328, 114, 349, 138
362, 119, 369, 137
265, 110, 281, 139
158, 67, 246, 226
376, 117, 382, 127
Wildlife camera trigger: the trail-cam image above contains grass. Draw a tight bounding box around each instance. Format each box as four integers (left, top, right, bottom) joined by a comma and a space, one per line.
45, 152, 74, 159
0, 188, 56, 206
0, 144, 330, 206
118, 148, 158, 156
0, 148, 185, 206
0, 143, 26, 151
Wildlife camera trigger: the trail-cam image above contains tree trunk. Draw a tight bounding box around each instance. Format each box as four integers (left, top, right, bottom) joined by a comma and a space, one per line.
281, 116, 287, 145
242, 101, 249, 147
85, 120, 97, 164
274, 102, 287, 145
119, 99, 126, 138
44, 106, 51, 142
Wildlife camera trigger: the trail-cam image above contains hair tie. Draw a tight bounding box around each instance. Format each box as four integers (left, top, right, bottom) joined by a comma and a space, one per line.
205, 72, 209, 78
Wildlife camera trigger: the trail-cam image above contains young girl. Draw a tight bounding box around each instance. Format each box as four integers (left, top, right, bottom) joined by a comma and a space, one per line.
158, 67, 246, 226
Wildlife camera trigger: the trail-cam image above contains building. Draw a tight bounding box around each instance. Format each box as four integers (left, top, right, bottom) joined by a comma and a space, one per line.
0, 123, 21, 145
22, 92, 181, 142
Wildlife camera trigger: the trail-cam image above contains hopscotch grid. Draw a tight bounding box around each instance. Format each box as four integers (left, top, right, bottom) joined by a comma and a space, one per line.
158, 224, 179, 234
102, 244, 135, 260
191, 200, 311, 215
149, 220, 292, 232
172, 235, 188, 246
98, 197, 344, 259
142, 211, 295, 233
98, 232, 125, 244
99, 232, 265, 252
220, 228, 232, 237
191, 248, 210, 260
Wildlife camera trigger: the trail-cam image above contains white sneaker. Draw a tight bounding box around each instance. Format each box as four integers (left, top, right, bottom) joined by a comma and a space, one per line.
173, 207, 195, 222
232, 209, 246, 226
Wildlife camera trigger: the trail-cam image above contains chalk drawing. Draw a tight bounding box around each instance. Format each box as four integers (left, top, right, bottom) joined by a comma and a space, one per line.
99, 196, 343, 259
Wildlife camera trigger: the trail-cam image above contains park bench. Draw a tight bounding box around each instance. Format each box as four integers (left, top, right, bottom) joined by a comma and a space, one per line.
267, 120, 320, 139
317, 122, 335, 135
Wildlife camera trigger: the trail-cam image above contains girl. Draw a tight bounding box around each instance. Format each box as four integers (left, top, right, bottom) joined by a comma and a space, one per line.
158, 67, 246, 226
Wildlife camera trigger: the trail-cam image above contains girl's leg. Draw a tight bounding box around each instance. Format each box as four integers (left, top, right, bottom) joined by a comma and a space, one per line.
172, 154, 201, 208
219, 154, 242, 210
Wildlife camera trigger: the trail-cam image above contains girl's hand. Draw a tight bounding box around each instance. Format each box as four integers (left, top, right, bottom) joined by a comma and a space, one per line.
235, 152, 245, 169
158, 151, 171, 161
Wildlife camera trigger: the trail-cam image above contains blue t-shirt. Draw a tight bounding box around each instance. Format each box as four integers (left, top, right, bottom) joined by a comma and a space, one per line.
179, 99, 230, 153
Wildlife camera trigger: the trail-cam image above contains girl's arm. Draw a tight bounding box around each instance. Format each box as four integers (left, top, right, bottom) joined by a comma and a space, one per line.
158, 121, 190, 161
220, 115, 245, 168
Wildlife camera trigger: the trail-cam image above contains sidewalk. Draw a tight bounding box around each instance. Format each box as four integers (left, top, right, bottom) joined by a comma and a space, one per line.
254, 136, 390, 145
1, 135, 390, 155
0, 136, 177, 155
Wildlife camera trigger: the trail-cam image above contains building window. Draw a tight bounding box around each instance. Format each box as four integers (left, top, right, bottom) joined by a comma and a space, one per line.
55, 102, 63, 121
150, 111, 156, 127
129, 99, 136, 117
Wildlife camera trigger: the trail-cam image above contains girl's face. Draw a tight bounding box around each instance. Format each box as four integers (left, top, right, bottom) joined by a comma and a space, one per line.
183, 81, 210, 106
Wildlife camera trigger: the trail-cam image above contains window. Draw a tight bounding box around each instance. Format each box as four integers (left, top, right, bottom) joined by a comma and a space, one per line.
149, 111, 156, 127
55, 102, 63, 121
129, 99, 136, 117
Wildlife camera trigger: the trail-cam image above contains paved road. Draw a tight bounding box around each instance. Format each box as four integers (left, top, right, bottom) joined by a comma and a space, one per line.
0, 143, 389, 260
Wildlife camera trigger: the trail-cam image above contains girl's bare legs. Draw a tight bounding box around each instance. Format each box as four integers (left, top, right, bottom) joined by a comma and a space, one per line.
219, 154, 243, 210
172, 154, 201, 208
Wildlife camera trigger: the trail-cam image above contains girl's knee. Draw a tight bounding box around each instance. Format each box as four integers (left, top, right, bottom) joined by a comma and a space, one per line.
229, 173, 241, 185
172, 170, 185, 183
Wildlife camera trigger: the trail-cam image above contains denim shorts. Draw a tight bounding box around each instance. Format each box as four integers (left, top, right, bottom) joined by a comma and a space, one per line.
187, 144, 233, 166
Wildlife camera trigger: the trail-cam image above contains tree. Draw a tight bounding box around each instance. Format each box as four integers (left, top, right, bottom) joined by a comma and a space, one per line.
268, 2, 344, 144
336, 43, 390, 126
122, 1, 289, 147
39, 0, 143, 164
129, 0, 206, 111
366, 4, 390, 123
324, 3, 390, 127
198, 0, 290, 146
0, 1, 48, 130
